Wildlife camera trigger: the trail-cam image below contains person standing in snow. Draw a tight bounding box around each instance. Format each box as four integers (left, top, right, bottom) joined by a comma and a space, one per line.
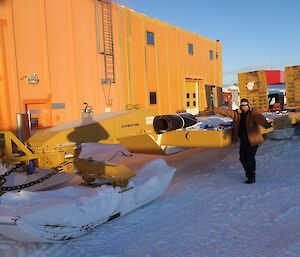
214, 98, 272, 184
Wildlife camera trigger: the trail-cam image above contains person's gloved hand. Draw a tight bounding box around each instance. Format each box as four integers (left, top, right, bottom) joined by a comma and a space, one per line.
265, 121, 273, 129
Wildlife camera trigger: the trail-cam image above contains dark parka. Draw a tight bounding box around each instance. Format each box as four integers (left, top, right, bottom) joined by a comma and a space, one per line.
214, 107, 270, 146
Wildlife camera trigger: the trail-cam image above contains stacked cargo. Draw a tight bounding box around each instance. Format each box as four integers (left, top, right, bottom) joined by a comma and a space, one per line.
238, 71, 269, 110
285, 65, 300, 109
238, 69, 300, 135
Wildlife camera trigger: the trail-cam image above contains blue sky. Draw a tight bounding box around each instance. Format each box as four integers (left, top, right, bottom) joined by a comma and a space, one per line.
115, 0, 300, 85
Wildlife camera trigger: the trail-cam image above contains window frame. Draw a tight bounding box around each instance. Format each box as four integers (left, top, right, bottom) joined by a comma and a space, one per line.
188, 43, 194, 55
209, 50, 214, 60
149, 91, 157, 105
146, 31, 155, 46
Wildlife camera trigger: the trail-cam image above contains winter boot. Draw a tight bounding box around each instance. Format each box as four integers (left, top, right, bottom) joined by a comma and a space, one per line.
245, 173, 255, 184
244, 178, 255, 184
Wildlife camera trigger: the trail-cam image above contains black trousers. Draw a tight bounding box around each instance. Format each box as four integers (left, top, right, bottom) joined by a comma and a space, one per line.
239, 140, 258, 179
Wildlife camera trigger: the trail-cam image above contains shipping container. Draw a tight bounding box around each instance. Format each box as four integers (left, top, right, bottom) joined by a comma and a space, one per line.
265, 70, 285, 85
238, 71, 269, 110
238, 70, 287, 111
0, 0, 222, 131
284, 65, 300, 109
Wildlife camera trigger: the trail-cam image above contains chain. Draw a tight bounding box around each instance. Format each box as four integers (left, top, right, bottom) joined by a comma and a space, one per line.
0, 164, 21, 186
105, 151, 133, 162
0, 161, 73, 193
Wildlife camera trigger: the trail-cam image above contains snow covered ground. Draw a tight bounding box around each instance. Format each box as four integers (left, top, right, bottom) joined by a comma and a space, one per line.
1, 126, 300, 257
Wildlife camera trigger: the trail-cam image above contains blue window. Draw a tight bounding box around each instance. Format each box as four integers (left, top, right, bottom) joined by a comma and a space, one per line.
188, 43, 193, 55
209, 50, 214, 60
149, 92, 157, 104
147, 31, 154, 45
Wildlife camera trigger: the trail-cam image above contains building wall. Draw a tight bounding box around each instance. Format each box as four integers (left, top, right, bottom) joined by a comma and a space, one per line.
0, 0, 222, 131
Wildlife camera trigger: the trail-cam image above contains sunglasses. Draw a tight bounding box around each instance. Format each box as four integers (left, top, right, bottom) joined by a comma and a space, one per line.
240, 103, 249, 107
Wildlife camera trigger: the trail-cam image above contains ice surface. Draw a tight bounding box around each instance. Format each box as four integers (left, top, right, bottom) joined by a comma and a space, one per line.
1, 127, 300, 256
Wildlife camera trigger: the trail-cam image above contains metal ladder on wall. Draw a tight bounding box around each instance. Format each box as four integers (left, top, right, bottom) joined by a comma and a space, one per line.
100, 0, 115, 84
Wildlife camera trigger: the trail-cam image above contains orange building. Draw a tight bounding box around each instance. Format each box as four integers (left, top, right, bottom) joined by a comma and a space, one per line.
0, 0, 222, 131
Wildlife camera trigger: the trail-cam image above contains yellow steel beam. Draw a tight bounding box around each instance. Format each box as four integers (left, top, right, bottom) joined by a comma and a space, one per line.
160, 129, 232, 148
0, 131, 39, 164
117, 134, 166, 155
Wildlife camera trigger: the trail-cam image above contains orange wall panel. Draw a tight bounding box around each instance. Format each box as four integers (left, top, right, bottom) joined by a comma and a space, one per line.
156, 24, 170, 114
115, 6, 130, 108
166, 27, 181, 113
12, 0, 50, 100
144, 18, 158, 97
126, 12, 147, 107
0, 23, 12, 130
44, 0, 76, 123
70, 0, 101, 113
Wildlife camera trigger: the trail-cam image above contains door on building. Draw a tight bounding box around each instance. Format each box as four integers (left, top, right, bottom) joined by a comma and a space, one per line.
205, 85, 224, 108
185, 80, 200, 115
25, 102, 51, 130
205, 85, 217, 108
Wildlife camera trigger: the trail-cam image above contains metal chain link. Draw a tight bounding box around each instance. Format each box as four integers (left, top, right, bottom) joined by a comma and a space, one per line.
0, 164, 20, 186
0, 161, 73, 192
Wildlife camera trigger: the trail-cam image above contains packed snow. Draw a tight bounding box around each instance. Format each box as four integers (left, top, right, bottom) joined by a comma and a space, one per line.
1, 126, 300, 256
0, 157, 175, 242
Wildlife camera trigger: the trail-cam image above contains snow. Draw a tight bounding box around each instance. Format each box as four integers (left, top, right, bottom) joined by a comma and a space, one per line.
193, 115, 232, 129
0, 158, 175, 243
0, 186, 120, 226
266, 127, 296, 140
1, 126, 300, 256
